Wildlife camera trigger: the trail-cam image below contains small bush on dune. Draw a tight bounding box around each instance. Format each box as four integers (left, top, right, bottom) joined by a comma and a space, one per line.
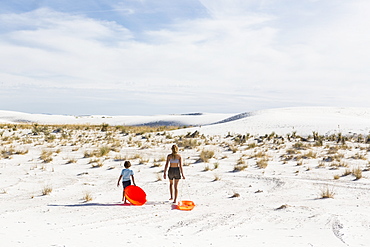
200, 149, 214, 163
97, 146, 110, 157
319, 186, 335, 199
178, 139, 199, 149
203, 165, 211, 171
42, 185, 53, 196
256, 158, 269, 169
231, 192, 240, 198
342, 169, 352, 176
82, 191, 93, 202
213, 162, 219, 169
66, 158, 77, 164
40, 150, 53, 163
213, 173, 221, 181
352, 167, 362, 180
91, 161, 104, 168
233, 164, 248, 172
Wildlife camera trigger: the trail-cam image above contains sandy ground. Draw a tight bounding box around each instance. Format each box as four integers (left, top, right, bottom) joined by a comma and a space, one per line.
1, 107, 370, 247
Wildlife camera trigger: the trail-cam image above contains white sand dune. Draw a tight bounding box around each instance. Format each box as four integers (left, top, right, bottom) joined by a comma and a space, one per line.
0, 107, 369, 247
174, 107, 370, 136
0, 110, 235, 127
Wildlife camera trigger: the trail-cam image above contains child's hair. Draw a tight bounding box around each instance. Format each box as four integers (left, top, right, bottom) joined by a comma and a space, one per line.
171, 144, 178, 158
124, 161, 131, 168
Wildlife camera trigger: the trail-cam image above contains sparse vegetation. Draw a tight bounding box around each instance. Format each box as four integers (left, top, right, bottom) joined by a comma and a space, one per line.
199, 149, 215, 162
213, 173, 221, 181
319, 186, 335, 199
352, 166, 363, 180
231, 192, 240, 198
256, 158, 269, 169
82, 191, 93, 202
42, 185, 53, 195
40, 150, 53, 163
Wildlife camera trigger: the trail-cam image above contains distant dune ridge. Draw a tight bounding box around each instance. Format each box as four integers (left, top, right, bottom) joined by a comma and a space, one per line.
1, 107, 369, 136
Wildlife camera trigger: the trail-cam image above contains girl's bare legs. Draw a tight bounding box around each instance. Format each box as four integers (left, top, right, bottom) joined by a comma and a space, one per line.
169, 179, 174, 200
173, 179, 180, 203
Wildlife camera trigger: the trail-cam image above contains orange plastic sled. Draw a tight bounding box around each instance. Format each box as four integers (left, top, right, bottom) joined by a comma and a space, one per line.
124, 185, 147, 206
176, 200, 195, 211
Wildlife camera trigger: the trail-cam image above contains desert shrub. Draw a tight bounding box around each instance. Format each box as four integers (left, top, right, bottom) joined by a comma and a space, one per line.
91, 161, 104, 168
213, 162, 219, 169
213, 173, 221, 181
14, 148, 29, 155
151, 162, 162, 168
178, 139, 199, 149
42, 185, 53, 195
286, 148, 298, 155
231, 192, 240, 198
88, 158, 101, 164
155, 156, 166, 162
84, 151, 94, 158
246, 143, 257, 149
293, 142, 306, 150
82, 191, 93, 202
352, 166, 362, 180
114, 155, 125, 161
40, 150, 53, 163
131, 154, 142, 160
97, 146, 110, 157
100, 123, 109, 132
139, 158, 149, 164
254, 151, 267, 158
342, 169, 352, 176
66, 158, 77, 164
233, 134, 248, 145
203, 165, 211, 171
276, 204, 289, 210
327, 146, 338, 154
352, 153, 367, 160
45, 134, 56, 142
319, 186, 335, 199
305, 150, 317, 159
236, 157, 245, 165
200, 149, 214, 162
228, 145, 238, 153
233, 163, 248, 172
256, 158, 268, 169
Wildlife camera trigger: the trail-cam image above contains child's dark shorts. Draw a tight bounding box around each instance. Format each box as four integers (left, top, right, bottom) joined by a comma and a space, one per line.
168, 167, 181, 180
122, 180, 131, 189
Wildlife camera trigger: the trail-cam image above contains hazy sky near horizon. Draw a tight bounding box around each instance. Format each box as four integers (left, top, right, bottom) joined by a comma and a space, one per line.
1, 0, 370, 115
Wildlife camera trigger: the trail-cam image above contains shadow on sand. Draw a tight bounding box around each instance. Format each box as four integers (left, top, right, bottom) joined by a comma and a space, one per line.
48, 202, 132, 207
48, 201, 170, 207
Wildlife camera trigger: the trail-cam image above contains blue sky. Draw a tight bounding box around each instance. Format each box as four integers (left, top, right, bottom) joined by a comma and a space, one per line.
1, 0, 370, 115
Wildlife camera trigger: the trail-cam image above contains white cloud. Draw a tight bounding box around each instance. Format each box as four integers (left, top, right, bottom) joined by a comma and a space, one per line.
1, 1, 370, 114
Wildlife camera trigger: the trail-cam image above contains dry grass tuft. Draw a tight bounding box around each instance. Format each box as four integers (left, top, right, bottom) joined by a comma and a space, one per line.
82, 191, 93, 202
40, 150, 53, 163
42, 185, 53, 195
352, 166, 362, 180
231, 192, 240, 198
319, 186, 335, 199
213, 173, 221, 181
256, 158, 269, 169
199, 149, 215, 163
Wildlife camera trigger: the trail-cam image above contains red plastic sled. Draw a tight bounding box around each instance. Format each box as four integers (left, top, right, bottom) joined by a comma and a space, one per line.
176, 200, 195, 211
124, 185, 147, 206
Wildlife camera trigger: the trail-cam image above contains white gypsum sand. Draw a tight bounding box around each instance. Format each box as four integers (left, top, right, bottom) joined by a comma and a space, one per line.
0, 107, 369, 247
